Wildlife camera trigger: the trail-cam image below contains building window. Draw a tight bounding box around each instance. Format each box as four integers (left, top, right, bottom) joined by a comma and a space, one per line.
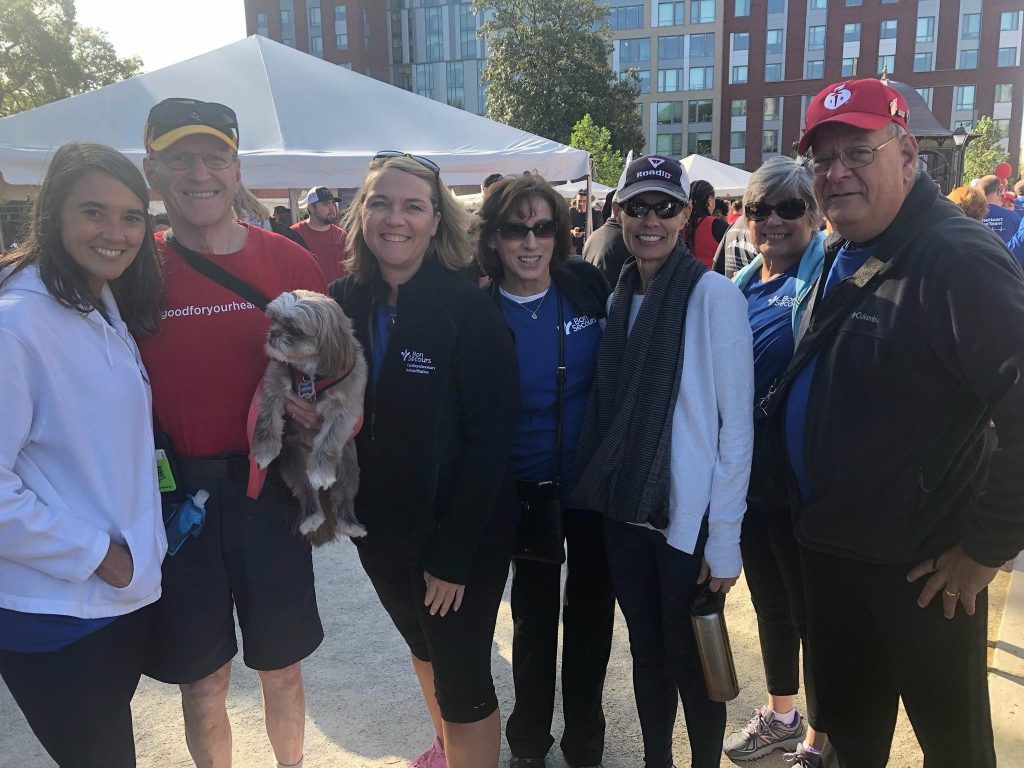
730, 65, 748, 84
688, 132, 713, 156
415, 65, 433, 99
656, 133, 683, 157
309, 6, 321, 28
688, 99, 713, 123
846, 0, 862, 5
425, 7, 443, 62
730, 131, 746, 150
735, 0, 750, 16
731, 99, 747, 117
765, 62, 782, 82
335, 5, 348, 49
689, 66, 713, 90
256, 11, 268, 35
807, 26, 825, 51
844, 23, 861, 43
875, 54, 894, 73
805, 59, 824, 79
691, 0, 714, 24
281, 9, 292, 30
310, 35, 323, 55
609, 4, 643, 30
766, 29, 784, 55
763, 97, 780, 121
762, 129, 779, 154
635, 70, 651, 93
446, 63, 464, 108
959, 49, 978, 69
913, 52, 932, 72
841, 58, 857, 76
998, 47, 1018, 67
995, 119, 1011, 140
809, 0, 826, 9
657, 1, 684, 26
732, 32, 749, 52
962, 13, 980, 40
767, 0, 785, 13
995, 84, 1013, 104
1001, 12, 1020, 32
657, 101, 684, 125
915, 86, 933, 108
658, 35, 684, 60
459, 4, 477, 58
689, 32, 714, 58
658, 68, 684, 92
620, 38, 651, 63
916, 17, 935, 43
954, 85, 976, 112
879, 19, 897, 40
363, 7, 370, 49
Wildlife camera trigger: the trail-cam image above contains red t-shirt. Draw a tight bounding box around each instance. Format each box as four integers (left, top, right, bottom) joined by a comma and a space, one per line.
291, 221, 350, 284
138, 226, 327, 458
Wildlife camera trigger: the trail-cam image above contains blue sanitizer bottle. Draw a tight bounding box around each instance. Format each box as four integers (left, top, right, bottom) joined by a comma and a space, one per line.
165, 489, 209, 556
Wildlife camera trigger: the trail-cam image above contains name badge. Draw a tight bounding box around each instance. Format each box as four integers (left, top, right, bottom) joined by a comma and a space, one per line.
156, 449, 177, 493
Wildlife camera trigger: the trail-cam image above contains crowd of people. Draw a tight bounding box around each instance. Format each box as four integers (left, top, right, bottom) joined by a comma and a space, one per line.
2, 77, 1024, 768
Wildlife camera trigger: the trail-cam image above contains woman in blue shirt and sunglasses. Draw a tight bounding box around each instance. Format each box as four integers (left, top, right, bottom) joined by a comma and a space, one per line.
477, 174, 614, 768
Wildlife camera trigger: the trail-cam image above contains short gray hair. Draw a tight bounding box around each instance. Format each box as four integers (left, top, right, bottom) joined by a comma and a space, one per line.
743, 156, 821, 230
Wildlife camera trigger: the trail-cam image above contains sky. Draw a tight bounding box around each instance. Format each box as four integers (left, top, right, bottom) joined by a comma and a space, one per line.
74, 0, 248, 73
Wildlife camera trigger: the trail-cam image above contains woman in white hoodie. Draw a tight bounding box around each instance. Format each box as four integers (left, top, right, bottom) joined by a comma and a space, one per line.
0, 142, 165, 767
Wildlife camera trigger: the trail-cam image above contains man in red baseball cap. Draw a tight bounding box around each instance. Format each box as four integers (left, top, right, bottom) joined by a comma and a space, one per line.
766, 78, 1024, 767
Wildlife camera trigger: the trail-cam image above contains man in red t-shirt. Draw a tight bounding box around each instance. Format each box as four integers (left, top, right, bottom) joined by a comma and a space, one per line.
138, 97, 326, 768
291, 186, 349, 284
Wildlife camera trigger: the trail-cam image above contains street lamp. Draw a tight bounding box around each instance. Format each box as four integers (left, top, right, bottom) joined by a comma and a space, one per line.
952, 123, 980, 187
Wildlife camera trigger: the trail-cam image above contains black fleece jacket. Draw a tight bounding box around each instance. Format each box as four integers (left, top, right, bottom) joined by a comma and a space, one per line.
770, 173, 1024, 567
330, 257, 519, 584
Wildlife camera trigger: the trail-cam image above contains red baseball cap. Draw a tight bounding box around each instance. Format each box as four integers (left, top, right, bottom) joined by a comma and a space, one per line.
798, 78, 909, 154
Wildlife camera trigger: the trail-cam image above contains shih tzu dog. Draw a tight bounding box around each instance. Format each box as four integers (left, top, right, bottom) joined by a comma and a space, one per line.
253, 290, 367, 544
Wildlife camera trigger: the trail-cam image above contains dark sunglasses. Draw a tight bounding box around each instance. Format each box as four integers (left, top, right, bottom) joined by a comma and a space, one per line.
744, 198, 808, 222
623, 198, 687, 219
496, 220, 558, 241
374, 150, 441, 178
149, 99, 238, 129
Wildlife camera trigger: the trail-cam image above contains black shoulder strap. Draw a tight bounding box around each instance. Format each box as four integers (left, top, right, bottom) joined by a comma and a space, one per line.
166, 234, 270, 311
555, 286, 565, 485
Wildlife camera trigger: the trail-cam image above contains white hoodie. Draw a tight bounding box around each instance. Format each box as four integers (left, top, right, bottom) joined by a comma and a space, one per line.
0, 266, 166, 618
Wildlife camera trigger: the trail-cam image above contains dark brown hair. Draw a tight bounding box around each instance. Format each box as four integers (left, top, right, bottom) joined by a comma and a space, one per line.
0, 142, 163, 335
475, 173, 572, 283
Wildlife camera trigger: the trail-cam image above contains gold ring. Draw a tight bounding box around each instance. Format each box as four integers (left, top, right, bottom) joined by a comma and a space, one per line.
944, 589, 960, 598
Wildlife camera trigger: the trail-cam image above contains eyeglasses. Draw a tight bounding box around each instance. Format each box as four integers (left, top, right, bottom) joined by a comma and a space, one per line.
374, 150, 441, 178
807, 135, 898, 176
744, 198, 808, 222
496, 220, 558, 241
155, 151, 238, 171
623, 198, 687, 219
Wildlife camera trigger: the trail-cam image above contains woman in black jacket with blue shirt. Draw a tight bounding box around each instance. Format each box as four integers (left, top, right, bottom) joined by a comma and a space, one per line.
478, 174, 614, 768
330, 152, 518, 768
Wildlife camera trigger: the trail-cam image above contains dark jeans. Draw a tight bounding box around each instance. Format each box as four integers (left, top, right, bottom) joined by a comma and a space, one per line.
604, 518, 724, 768
740, 504, 820, 729
800, 546, 995, 768
506, 508, 615, 766
0, 605, 152, 767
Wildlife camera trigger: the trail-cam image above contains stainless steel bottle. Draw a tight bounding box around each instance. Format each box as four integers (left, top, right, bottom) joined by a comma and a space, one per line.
690, 586, 740, 702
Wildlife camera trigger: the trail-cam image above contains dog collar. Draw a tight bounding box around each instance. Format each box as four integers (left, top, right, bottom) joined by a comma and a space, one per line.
291, 365, 353, 403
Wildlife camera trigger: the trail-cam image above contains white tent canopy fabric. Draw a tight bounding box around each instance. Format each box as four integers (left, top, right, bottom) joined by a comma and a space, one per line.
0, 36, 590, 188
681, 154, 753, 197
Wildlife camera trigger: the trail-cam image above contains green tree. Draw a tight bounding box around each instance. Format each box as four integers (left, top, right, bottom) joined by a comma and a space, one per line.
0, 0, 142, 117
473, 0, 644, 157
961, 116, 1009, 186
569, 113, 623, 186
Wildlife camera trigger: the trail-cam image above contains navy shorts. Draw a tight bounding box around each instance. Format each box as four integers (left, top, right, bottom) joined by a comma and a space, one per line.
144, 466, 323, 684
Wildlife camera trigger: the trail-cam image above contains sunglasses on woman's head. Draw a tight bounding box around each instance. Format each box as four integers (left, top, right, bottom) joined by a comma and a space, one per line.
374, 150, 441, 178
744, 199, 808, 222
496, 220, 557, 241
622, 198, 687, 219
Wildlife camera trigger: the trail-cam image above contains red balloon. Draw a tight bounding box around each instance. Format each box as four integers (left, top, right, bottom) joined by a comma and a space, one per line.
995, 162, 1012, 180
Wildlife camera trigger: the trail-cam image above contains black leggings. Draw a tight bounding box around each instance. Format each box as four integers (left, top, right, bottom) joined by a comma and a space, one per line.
0, 605, 152, 767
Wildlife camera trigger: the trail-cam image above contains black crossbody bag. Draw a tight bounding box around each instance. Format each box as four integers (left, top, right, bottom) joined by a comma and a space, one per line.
513, 288, 567, 565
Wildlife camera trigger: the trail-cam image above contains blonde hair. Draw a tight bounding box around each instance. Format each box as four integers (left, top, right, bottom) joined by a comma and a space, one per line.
233, 184, 270, 224
947, 185, 987, 221
342, 154, 474, 283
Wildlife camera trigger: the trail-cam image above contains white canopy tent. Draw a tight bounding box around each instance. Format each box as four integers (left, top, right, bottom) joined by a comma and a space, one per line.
681, 154, 753, 197
0, 36, 590, 189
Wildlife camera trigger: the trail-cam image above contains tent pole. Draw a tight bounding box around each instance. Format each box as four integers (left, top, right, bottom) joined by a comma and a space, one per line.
585, 155, 594, 240
288, 189, 301, 224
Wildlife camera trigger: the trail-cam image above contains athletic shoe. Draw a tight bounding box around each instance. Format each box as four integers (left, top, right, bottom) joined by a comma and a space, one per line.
723, 706, 807, 761
784, 744, 823, 767
409, 736, 447, 768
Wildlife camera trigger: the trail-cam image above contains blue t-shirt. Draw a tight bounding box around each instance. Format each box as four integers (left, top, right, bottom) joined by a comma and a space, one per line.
784, 243, 876, 500
370, 302, 398, 393
500, 286, 602, 501
982, 203, 1022, 244
742, 266, 799, 402
0, 607, 113, 653
1015, 196, 1024, 216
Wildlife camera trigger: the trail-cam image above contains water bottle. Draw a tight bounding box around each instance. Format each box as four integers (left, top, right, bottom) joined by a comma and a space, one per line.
690, 585, 740, 702
165, 489, 209, 556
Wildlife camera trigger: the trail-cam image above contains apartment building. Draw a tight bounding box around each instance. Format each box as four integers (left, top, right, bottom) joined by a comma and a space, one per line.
246, 0, 1023, 171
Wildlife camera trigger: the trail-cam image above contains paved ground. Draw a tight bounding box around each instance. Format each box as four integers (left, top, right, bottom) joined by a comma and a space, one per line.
0, 541, 1016, 768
